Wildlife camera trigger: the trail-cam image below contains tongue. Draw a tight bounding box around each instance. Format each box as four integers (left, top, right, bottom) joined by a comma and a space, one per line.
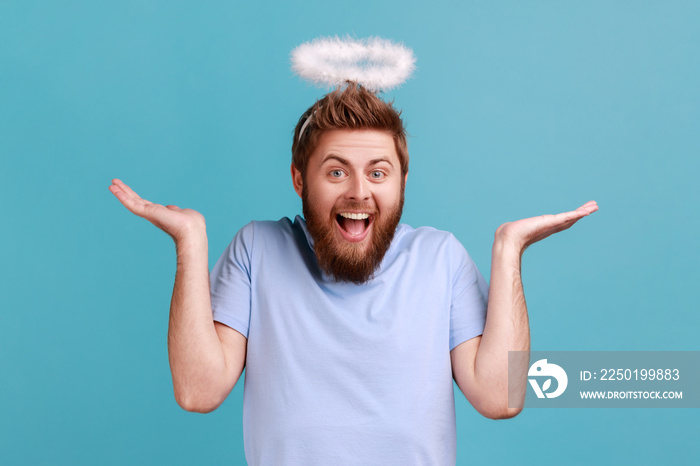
340, 217, 366, 236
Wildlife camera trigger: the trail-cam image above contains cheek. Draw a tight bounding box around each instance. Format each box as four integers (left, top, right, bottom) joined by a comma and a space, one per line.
306, 183, 341, 214
375, 183, 403, 209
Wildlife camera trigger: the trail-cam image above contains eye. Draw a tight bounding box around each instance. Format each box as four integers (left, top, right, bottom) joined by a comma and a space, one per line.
369, 170, 385, 180
330, 169, 344, 178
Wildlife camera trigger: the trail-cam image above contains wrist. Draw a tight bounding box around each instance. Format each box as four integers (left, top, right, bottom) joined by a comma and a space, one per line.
493, 222, 527, 252
175, 224, 208, 257
492, 232, 524, 255
491, 235, 524, 268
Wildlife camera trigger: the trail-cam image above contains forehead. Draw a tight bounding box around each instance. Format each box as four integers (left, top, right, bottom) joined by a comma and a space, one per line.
311, 129, 398, 166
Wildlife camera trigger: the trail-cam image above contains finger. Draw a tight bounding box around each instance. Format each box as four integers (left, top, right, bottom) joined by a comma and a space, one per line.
109, 181, 137, 205
550, 209, 587, 224
576, 200, 598, 215
109, 187, 142, 214
585, 202, 599, 214
112, 179, 144, 201
109, 184, 155, 217
108, 183, 130, 203
554, 201, 598, 222
549, 205, 597, 233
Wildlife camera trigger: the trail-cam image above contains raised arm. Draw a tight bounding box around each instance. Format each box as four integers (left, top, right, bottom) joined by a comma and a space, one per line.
108, 179, 246, 412
451, 201, 598, 419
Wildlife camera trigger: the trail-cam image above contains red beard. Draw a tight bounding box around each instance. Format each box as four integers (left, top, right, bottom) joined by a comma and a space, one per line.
302, 183, 405, 284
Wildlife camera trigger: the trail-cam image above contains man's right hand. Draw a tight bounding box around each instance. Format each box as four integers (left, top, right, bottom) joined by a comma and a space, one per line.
108, 179, 205, 243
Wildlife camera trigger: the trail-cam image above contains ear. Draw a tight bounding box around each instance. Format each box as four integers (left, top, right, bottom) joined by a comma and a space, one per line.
291, 163, 303, 198
404, 172, 408, 186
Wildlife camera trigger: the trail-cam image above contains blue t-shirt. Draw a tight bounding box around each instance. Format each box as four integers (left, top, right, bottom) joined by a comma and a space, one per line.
210, 216, 488, 466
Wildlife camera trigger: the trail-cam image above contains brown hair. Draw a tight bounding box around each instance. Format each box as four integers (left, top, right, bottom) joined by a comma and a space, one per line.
292, 82, 409, 177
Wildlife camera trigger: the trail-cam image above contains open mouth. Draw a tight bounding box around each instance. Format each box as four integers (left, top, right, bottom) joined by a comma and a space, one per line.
335, 212, 373, 241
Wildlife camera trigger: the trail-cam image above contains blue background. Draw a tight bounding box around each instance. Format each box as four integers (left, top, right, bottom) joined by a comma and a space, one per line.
1, 1, 698, 464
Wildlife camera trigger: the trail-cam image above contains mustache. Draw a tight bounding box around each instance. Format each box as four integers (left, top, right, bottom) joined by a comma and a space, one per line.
331, 202, 378, 215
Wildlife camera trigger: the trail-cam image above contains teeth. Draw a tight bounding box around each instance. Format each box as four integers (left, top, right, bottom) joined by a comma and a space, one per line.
339, 212, 370, 220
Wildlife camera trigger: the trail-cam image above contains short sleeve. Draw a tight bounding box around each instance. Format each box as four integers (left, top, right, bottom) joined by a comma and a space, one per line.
210, 222, 254, 338
448, 235, 489, 351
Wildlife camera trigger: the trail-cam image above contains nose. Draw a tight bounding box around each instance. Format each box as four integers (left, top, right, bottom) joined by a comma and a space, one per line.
344, 175, 370, 201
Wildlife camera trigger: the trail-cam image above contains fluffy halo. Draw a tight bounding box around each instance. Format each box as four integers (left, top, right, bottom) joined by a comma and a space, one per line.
291, 36, 416, 92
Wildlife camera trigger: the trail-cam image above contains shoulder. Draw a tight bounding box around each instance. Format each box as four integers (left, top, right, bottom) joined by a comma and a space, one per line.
394, 223, 465, 253
391, 223, 476, 271
230, 217, 310, 258
234, 217, 296, 242
223, 217, 295, 255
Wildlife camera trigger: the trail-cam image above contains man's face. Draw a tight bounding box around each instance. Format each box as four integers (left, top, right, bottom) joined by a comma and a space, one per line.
292, 129, 407, 284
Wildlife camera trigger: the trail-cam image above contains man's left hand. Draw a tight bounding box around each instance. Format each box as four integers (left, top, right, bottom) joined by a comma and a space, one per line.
495, 201, 599, 253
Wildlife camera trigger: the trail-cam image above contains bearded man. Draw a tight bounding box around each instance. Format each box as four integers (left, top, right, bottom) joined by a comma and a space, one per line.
109, 83, 597, 465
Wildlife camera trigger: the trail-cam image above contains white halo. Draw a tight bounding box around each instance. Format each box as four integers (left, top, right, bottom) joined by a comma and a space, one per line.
291, 36, 416, 92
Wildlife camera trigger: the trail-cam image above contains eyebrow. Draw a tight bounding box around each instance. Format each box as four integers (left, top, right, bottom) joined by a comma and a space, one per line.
321, 155, 350, 166
321, 155, 394, 168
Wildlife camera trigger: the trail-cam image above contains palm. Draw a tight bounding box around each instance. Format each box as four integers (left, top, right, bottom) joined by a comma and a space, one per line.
496, 201, 599, 250
108, 179, 204, 242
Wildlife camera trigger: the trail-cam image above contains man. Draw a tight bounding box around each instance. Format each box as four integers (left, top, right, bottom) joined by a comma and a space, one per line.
109, 83, 597, 465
